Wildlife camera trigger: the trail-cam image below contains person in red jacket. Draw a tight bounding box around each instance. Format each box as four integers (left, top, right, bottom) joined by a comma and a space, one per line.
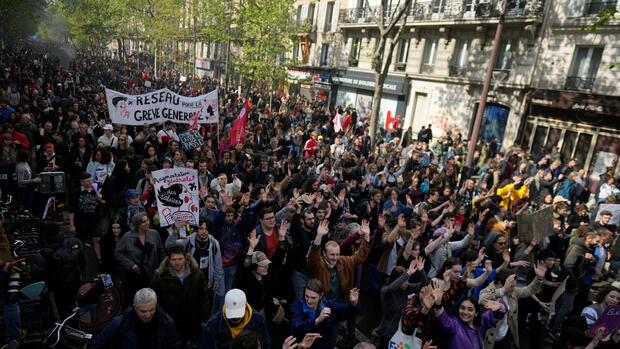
4, 124, 30, 150
304, 131, 318, 158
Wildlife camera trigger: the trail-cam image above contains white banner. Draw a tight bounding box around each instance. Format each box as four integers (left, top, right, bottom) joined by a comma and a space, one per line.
105, 87, 218, 125
152, 168, 200, 227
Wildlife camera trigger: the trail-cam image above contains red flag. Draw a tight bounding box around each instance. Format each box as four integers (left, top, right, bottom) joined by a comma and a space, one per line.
188, 110, 200, 131
385, 111, 395, 130
230, 102, 249, 145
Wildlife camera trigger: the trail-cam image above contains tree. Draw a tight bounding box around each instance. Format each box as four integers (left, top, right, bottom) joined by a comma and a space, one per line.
365, 0, 413, 148
0, 0, 47, 44
200, 0, 304, 90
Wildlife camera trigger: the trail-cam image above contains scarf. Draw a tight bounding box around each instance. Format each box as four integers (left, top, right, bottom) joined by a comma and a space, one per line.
301, 300, 325, 320
223, 303, 253, 338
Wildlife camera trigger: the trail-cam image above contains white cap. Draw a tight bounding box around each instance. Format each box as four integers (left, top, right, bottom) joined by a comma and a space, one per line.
224, 289, 246, 319
103, 124, 113, 130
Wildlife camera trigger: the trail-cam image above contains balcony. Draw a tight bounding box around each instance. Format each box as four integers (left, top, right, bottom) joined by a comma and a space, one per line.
585, 1, 618, 16
565, 76, 595, 91
338, 0, 545, 25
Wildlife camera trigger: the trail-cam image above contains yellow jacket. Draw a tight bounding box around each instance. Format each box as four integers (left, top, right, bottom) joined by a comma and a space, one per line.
496, 183, 528, 211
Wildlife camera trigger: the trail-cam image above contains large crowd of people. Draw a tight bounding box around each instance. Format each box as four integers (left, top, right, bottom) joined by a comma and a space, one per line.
0, 44, 619, 349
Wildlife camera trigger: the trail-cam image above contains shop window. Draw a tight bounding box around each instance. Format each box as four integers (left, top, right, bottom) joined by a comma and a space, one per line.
545, 128, 562, 150
531, 126, 548, 154
561, 130, 578, 163
493, 40, 516, 72
566, 47, 603, 91
574, 133, 593, 169
588, 134, 620, 192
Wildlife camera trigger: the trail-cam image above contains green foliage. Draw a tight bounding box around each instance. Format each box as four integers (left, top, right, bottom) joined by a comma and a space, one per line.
0, 0, 47, 43
581, 8, 617, 32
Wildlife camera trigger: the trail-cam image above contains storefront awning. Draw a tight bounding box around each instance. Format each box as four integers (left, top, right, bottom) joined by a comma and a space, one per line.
330, 69, 407, 95
528, 89, 620, 117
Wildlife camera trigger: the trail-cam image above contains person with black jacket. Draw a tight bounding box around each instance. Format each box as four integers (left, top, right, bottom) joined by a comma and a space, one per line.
91, 288, 181, 349
149, 244, 210, 346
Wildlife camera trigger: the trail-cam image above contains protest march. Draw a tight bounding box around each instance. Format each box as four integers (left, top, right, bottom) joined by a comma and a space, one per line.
0, 42, 619, 349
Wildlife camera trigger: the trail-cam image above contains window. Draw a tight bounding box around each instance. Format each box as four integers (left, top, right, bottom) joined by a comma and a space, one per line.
450, 39, 470, 76
454, 39, 470, 68
324, 2, 335, 32
308, 4, 315, 26
421, 39, 438, 73
432, 0, 445, 14
350, 38, 361, 66
566, 46, 603, 91
494, 40, 516, 71
321, 44, 330, 66
398, 39, 410, 63
297, 5, 303, 24
423, 39, 438, 65
586, 1, 618, 16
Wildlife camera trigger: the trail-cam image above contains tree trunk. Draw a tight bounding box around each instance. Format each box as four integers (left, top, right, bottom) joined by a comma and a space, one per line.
369, 73, 387, 149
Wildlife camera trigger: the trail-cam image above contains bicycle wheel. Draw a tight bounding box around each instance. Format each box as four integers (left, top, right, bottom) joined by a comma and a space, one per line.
78, 286, 121, 331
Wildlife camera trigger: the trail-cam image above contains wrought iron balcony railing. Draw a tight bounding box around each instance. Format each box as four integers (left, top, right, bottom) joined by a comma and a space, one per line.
585, 1, 618, 16
565, 76, 596, 91
338, 0, 545, 24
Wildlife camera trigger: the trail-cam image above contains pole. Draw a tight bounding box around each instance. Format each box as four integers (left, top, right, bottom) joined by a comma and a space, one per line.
464, 0, 509, 170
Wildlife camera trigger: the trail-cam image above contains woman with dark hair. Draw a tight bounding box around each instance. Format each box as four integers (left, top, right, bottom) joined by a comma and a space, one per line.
100, 216, 125, 278
581, 286, 620, 326
15, 149, 40, 211
86, 147, 115, 185
423, 280, 507, 349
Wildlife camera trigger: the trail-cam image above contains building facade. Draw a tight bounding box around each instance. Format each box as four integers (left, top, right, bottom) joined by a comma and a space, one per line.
291, 0, 619, 180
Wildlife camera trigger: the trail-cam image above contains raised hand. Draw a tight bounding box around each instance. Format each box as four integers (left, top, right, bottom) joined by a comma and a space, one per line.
360, 219, 370, 240
511, 260, 530, 268
502, 249, 510, 264
317, 307, 331, 323
300, 333, 322, 349
422, 340, 437, 349
349, 288, 360, 305
377, 213, 386, 229
431, 279, 444, 306
278, 221, 290, 241
248, 229, 260, 251
397, 214, 406, 229
482, 300, 505, 312
415, 257, 426, 272
419, 286, 434, 310
485, 260, 493, 273
317, 220, 329, 237
407, 259, 418, 275
533, 260, 548, 279
467, 222, 476, 236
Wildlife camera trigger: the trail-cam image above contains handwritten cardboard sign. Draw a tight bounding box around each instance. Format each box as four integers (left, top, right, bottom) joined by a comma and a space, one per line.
517, 206, 554, 242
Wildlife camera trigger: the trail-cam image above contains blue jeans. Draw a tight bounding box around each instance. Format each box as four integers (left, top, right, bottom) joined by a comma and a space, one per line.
0, 275, 21, 343
292, 269, 310, 302
213, 264, 238, 313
